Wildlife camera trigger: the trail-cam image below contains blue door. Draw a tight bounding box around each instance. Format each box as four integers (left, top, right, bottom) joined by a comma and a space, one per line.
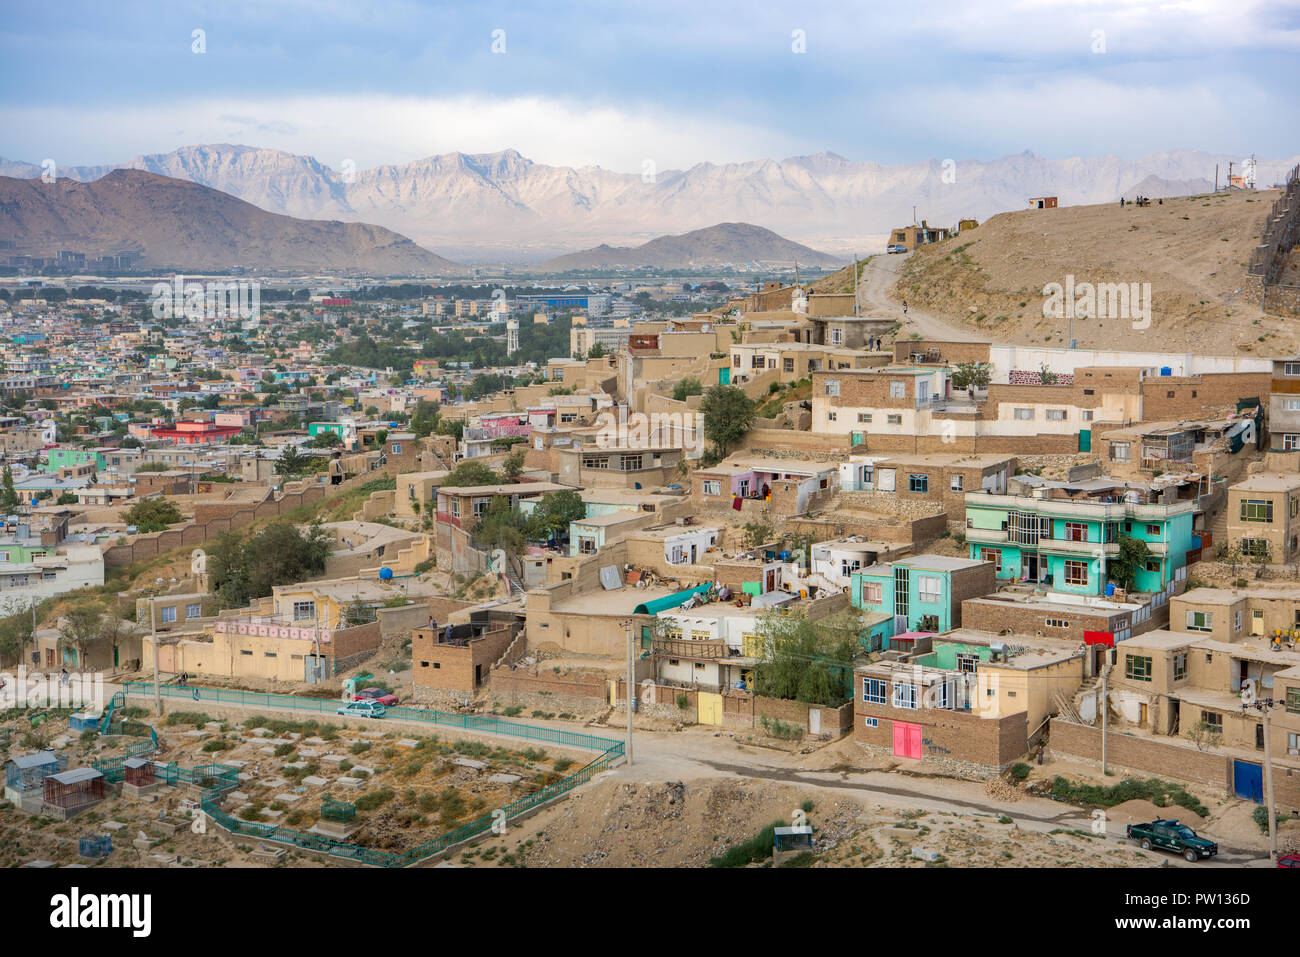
1233, 759, 1263, 803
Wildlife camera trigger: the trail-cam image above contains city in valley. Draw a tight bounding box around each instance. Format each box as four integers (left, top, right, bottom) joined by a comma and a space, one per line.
0, 1, 1296, 896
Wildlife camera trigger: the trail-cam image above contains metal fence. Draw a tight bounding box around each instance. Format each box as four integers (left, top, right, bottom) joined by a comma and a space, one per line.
117, 680, 626, 867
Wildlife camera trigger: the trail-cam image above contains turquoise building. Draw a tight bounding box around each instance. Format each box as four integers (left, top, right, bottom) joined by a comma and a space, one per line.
850, 554, 996, 647
964, 491, 1196, 596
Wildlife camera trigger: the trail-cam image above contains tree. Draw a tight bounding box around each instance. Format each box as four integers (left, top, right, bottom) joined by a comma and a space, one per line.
502, 448, 526, 479
742, 521, 774, 550
0, 600, 37, 666
471, 497, 527, 553
950, 360, 992, 391
99, 599, 136, 666
672, 377, 703, 402
440, 460, 498, 488
0, 465, 19, 512
59, 602, 105, 667
699, 385, 756, 457
209, 522, 333, 608
1107, 536, 1153, 592
751, 610, 861, 707
124, 498, 183, 533
526, 490, 586, 541
587, 343, 607, 359
275, 445, 313, 478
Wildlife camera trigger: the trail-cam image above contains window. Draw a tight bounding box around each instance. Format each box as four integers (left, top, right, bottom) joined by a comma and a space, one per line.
1185, 610, 1213, 632
886, 414, 902, 425
390, 442, 402, 455
862, 581, 883, 604
1285, 434, 1300, 451
892, 682, 918, 710
950, 475, 963, 491
1064, 560, 1088, 586
160, 606, 177, 623
620, 454, 643, 471
1202, 710, 1222, 731
824, 379, 840, 396
857, 413, 872, 423
917, 576, 942, 601
240, 649, 253, 656
582, 455, 609, 470
702, 480, 721, 496
863, 678, 887, 704
908, 474, 929, 493
1242, 538, 1269, 557
1045, 617, 1070, 628
1065, 522, 1088, 542
186, 603, 202, 619
472, 497, 491, 517
828, 411, 837, 422
1081, 410, 1094, 421
1110, 441, 1131, 462
1013, 408, 1034, 420
957, 653, 979, 674
783, 358, 794, 373
979, 548, 1002, 572
1046, 409, 1066, 421
1286, 688, 1300, 715
1173, 653, 1187, 681
1241, 499, 1273, 522
1125, 654, 1153, 681
889, 381, 906, 399
449, 498, 460, 518
292, 600, 317, 622
863, 716, 878, 728
1286, 362, 1300, 376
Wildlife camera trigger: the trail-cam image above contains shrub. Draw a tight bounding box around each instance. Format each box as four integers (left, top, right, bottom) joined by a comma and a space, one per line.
201, 738, 233, 752
708, 820, 785, 868
1009, 762, 1032, 783
355, 788, 395, 812
1047, 776, 1208, 817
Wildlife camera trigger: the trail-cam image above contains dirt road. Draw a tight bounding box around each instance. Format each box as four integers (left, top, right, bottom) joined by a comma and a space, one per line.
858, 252, 986, 343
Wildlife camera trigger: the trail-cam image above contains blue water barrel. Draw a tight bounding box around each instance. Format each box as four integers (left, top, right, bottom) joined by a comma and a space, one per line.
1160, 367, 1172, 377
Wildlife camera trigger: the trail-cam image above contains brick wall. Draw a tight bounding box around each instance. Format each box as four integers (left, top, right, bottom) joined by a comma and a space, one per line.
1140, 372, 1272, 421
1049, 718, 1232, 791
854, 698, 1029, 774
890, 340, 991, 366
331, 621, 382, 661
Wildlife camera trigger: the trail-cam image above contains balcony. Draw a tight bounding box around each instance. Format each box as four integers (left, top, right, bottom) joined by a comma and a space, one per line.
653, 637, 728, 660
1038, 537, 1118, 558
965, 527, 1008, 545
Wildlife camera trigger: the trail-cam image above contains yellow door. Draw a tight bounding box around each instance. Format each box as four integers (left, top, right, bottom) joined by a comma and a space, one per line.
698, 692, 723, 726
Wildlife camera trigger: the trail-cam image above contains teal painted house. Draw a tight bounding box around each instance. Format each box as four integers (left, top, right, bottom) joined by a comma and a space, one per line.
46, 448, 106, 472
851, 554, 997, 644
964, 491, 1196, 596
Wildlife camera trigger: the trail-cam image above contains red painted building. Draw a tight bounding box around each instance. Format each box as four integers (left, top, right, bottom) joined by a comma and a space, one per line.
148, 420, 244, 445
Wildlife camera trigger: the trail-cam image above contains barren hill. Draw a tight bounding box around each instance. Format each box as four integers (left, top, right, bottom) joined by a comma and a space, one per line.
530, 222, 846, 272
0, 169, 460, 275
888, 189, 1294, 354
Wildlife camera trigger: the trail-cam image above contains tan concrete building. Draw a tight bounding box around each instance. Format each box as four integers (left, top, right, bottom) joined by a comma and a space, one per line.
1227, 473, 1300, 562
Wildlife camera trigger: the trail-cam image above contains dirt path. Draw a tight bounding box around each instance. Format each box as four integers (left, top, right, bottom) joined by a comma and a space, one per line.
859, 253, 986, 343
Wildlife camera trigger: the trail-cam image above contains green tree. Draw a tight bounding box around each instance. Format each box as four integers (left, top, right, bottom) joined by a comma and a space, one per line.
472, 497, 527, 553
58, 602, 105, 667
672, 377, 703, 402
751, 610, 862, 707
209, 522, 333, 608
0, 465, 19, 512
699, 385, 756, 457
502, 448, 526, 479
526, 490, 587, 540
124, 498, 183, 533
1107, 536, 1153, 591
950, 360, 992, 391
440, 460, 498, 488
275, 445, 313, 478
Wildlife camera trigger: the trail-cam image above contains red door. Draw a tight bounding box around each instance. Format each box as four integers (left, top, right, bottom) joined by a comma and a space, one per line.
892, 721, 922, 759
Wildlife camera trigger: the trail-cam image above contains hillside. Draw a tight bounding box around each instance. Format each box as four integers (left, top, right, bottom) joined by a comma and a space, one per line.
0, 169, 459, 275
5, 144, 1296, 261
889, 188, 1293, 354
529, 222, 846, 272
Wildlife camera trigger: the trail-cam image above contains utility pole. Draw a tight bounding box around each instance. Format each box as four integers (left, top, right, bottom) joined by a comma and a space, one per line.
150, 596, 162, 716
623, 618, 634, 766
853, 254, 860, 317
1100, 665, 1109, 775
1243, 695, 1279, 861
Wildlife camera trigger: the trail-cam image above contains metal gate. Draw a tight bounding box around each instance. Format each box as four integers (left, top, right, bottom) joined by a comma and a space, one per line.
304, 654, 329, 684
697, 692, 723, 726
892, 721, 922, 759
1233, 759, 1263, 803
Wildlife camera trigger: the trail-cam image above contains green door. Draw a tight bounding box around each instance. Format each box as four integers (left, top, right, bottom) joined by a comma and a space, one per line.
719, 367, 731, 385
1078, 429, 1092, 452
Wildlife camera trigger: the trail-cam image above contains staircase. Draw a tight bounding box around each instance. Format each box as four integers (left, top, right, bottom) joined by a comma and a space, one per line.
1060, 673, 1101, 726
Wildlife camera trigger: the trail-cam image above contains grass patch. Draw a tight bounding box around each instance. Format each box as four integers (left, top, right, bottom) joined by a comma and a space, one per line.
1048, 776, 1208, 817
708, 820, 785, 868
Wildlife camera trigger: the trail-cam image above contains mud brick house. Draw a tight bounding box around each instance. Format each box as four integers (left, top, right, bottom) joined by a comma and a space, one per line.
962, 589, 1168, 659
853, 630, 1085, 775
434, 481, 569, 552
412, 616, 521, 695
691, 456, 838, 517
839, 452, 1014, 512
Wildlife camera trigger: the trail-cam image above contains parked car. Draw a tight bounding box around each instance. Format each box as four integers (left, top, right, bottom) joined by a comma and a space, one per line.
336, 700, 386, 719
353, 687, 398, 706
1126, 819, 1218, 862
1278, 853, 1300, 869
886, 243, 907, 254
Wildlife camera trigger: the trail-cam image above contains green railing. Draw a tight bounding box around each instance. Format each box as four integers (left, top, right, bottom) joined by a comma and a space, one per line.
119, 680, 626, 867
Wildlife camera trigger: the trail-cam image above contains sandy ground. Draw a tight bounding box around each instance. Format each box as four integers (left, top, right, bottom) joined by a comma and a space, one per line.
891, 189, 1291, 354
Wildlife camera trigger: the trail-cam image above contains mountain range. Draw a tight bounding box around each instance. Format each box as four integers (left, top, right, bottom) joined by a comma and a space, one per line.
0, 170, 459, 275
3, 145, 1295, 263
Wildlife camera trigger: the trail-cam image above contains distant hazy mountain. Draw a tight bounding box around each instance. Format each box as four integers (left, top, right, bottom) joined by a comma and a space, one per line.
530, 222, 847, 271
0, 169, 459, 275
2, 145, 1295, 262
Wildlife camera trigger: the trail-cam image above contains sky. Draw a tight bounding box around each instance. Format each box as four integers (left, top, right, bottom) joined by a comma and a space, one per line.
0, 0, 1297, 173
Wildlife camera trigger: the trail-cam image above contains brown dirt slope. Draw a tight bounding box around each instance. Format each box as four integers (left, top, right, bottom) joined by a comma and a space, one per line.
894, 189, 1290, 354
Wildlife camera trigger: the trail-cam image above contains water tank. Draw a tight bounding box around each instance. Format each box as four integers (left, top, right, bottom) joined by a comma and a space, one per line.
378, 566, 394, 581
1160, 367, 1172, 377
